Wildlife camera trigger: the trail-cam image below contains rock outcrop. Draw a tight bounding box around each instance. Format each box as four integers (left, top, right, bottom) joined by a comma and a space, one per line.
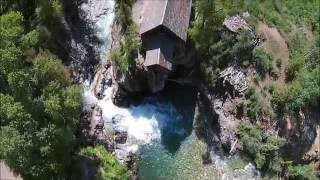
111, 65, 149, 106
279, 110, 320, 169
213, 97, 242, 153
93, 63, 113, 99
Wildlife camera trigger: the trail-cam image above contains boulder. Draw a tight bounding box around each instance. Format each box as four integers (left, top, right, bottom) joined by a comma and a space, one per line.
114, 126, 128, 144
112, 83, 130, 106
94, 63, 113, 99
115, 144, 133, 163
112, 114, 124, 124
117, 72, 143, 93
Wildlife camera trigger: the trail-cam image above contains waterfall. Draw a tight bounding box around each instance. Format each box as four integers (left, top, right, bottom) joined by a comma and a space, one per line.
79, 0, 115, 63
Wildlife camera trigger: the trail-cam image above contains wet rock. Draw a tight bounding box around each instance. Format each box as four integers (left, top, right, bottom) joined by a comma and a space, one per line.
74, 155, 100, 180
93, 64, 113, 99
111, 59, 149, 106
117, 72, 143, 93
302, 125, 316, 144
112, 114, 124, 124
112, 83, 130, 106
62, 0, 114, 82
147, 70, 168, 93
114, 126, 128, 144
115, 144, 132, 163
202, 151, 212, 164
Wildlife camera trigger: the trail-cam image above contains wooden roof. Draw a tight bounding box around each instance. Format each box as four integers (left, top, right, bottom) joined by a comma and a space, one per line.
144, 48, 172, 72
140, 0, 192, 41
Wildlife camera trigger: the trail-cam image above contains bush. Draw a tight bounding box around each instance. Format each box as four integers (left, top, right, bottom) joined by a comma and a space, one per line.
115, 0, 133, 31
110, 24, 140, 73
244, 88, 262, 119
252, 48, 273, 77
81, 146, 130, 180
231, 30, 256, 62
287, 54, 304, 81
272, 67, 320, 111
242, 88, 272, 120
288, 164, 317, 180
239, 122, 286, 173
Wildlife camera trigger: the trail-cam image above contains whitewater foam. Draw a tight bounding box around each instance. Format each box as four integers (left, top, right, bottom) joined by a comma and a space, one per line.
97, 91, 162, 146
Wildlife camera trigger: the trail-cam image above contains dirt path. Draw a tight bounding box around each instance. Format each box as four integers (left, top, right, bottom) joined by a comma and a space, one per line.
256, 22, 289, 84
246, 23, 290, 123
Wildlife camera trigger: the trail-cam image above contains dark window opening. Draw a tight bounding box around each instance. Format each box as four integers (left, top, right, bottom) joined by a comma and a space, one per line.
173, 45, 181, 58
159, 26, 166, 34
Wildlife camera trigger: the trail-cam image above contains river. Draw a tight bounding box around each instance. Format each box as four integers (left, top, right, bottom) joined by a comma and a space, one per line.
80, 0, 260, 179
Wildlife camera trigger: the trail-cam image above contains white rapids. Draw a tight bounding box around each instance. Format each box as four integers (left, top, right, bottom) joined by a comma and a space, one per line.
83, 84, 184, 153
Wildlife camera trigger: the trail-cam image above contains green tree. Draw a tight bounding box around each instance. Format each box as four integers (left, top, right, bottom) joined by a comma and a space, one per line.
115, 0, 133, 31
0, 8, 82, 179
239, 122, 286, 173
80, 146, 130, 180
252, 48, 273, 77
189, 0, 224, 52
288, 164, 317, 180
110, 24, 140, 73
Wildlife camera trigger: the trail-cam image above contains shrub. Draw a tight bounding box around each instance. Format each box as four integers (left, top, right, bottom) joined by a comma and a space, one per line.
244, 88, 262, 119
272, 67, 320, 111
288, 164, 317, 180
252, 48, 273, 77
239, 122, 286, 173
287, 54, 304, 81
51, 0, 64, 17
231, 30, 256, 62
243, 88, 272, 120
115, 0, 133, 31
276, 58, 282, 68
81, 146, 130, 180
110, 24, 140, 73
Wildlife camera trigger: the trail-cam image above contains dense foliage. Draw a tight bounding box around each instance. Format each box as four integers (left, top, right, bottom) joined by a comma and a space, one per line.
0, 1, 82, 179
239, 123, 286, 173
111, 0, 140, 73
239, 123, 318, 179
110, 24, 141, 73
288, 164, 318, 180
273, 66, 320, 111
115, 0, 133, 31
238, 88, 271, 120
80, 146, 130, 180
189, 1, 262, 86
